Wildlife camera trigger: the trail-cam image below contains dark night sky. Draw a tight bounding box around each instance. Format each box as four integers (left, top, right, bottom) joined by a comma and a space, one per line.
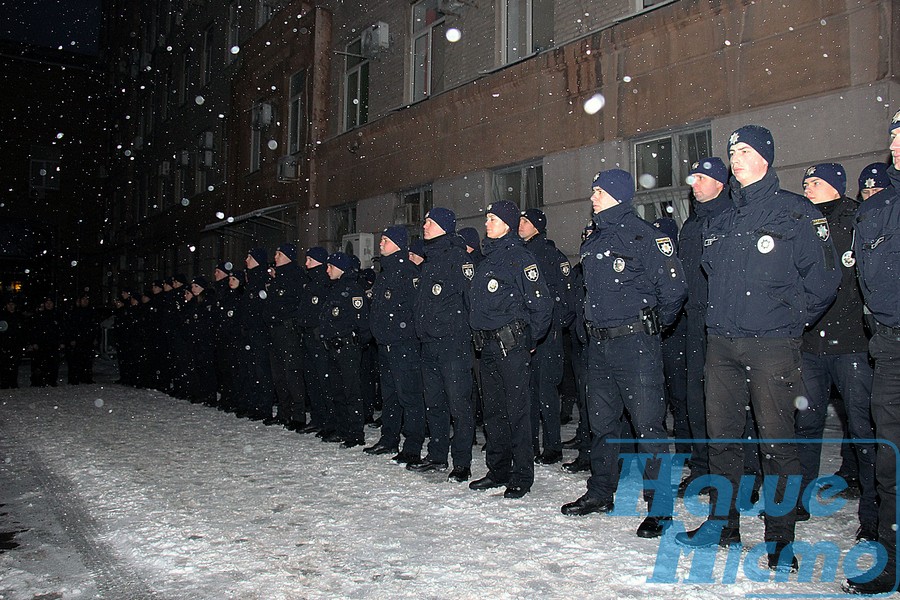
0, 0, 102, 55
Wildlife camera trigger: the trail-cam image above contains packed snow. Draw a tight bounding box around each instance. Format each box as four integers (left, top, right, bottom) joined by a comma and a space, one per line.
0, 360, 872, 599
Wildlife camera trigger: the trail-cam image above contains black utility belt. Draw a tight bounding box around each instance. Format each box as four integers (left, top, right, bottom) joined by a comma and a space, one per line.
472, 320, 526, 353
875, 322, 900, 341
587, 320, 642, 340
323, 333, 358, 350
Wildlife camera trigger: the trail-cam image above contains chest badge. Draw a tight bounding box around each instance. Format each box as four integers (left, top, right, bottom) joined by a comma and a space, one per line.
352, 297, 364, 310
332, 307, 340, 317
487, 279, 499, 293
757, 235, 775, 254
311, 296, 319, 305
613, 258, 626, 273
432, 283, 442, 296
813, 218, 830, 242
561, 261, 571, 276
842, 250, 856, 268
524, 264, 539, 282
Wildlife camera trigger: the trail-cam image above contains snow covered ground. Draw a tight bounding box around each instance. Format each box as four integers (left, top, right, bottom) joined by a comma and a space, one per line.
0, 360, 876, 599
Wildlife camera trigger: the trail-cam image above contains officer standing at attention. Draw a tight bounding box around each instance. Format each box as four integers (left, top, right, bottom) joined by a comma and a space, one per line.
319, 252, 371, 448
844, 109, 900, 595
469, 201, 553, 498
561, 169, 687, 539
518, 208, 575, 465
795, 164, 876, 541
298, 247, 331, 435
858, 162, 891, 201
409, 207, 475, 478
677, 157, 732, 493
242, 247, 277, 421
266, 243, 307, 430
366, 226, 427, 465
676, 125, 840, 572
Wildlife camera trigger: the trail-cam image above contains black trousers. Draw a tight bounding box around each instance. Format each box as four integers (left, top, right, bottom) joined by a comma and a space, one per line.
326, 342, 364, 443
705, 336, 801, 544
870, 331, 900, 562
269, 320, 306, 425
301, 329, 329, 430
530, 327, 564, 454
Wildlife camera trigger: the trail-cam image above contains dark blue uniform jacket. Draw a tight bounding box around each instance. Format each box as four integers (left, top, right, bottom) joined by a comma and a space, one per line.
702, 169, 840, 338
265, 262, 305, 323
580, 202, 687, 329
298, 265, 329, 330
524, 234, 576, 329
469, 232, 553, 341
679, 190, 732, 315
319, 272, 371, 343
854, 165, 900, 328
413, 233, 472, 343
370, 253, 419, 346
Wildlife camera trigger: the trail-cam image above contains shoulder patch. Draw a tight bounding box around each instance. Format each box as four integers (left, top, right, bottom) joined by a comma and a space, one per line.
655, 237, 674, 257
812, 217, 830, 242
524, 264, 540, 282
352, 296, 364, 310
462, 263, 475, 281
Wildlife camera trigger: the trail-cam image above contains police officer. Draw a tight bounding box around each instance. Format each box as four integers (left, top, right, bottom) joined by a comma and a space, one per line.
217, 269, 246, 413
469, 201, 553, 498
458, 227, 485, 265
677, 158, 732, 493
795, 163, 876, 541
266, 243, 307, 430
518, 208, 575, 465
241, 247, 277, 421
366, 226, 427, 464
844, 109, 900, 595
858, 162, 891, 200
64, 292, 98, 384
676, 125, 840, 571
182, 276, 218, 404
298, 246, 331, 435
408, 240, 425, 267
319, 252, 371, 448
560, 169, 687, 539
410, 207, 475, 477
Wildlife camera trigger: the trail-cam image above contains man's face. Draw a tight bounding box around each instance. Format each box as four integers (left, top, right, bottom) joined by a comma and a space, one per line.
729, 142, 768, 187
590, 187, 618, 213
172, 280, 183, 289
163, 282, 173, 292
891, 128, 900, 170
214, 269, 227, 281
305, 257, 321, 269
152, 285, 162, 295
380, 236, 400, 257
803, 177, 841, 204
274, 250, 290, 267
689, 173, 724, 203
423, 218, 445, 240
190, 283, 203, 296
861, 187, 884, 201
44, 299, 54, 310
326, 264, 343, 280
518, 217, 538, 240
245, 254, 259, 269
228, 275, 241, 289
485, 213, 509, 239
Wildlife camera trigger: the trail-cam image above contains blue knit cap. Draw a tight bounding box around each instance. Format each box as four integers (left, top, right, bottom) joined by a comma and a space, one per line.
425, 207, 456, 234
458, 227, 481, 250
591, 169, 635, 205
248, 247, 268, 266
858, 163, 891, 192
728, 125, 775, 166
890, 108, 900, 132
409, 239, 425, 258
382, 225, 409, 251
306, 246, 328, 264
688, 157, 728, 185
521, 208, 547, 235
327, 252, 354, 273
277, 243, 298, 262
486, 200, 520, 231
803, 163, 846, 198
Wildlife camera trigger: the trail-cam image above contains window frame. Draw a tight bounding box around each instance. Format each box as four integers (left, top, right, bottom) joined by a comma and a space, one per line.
410, 0, 445, 101
343, 37, 370, 131
288, 70, 307, 155
29, 158, 61, 192
491, 161, 544, 211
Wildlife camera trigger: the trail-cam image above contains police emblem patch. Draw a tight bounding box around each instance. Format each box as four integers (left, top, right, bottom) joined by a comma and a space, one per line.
806, 166, 816, 176
462, 263, 475, 281
812, 218, 830, 242
352, 297, 364, 309
842, 250, 856, 268
613, 258, 626, 273
757, 235, 775, 254
524, 264, 539, 282
893, 108, 900, 124
487, 279, 499, 293
384, 290, 391, 300
432, 284, 442, 296
311, 296, 319, 305
729, 132, 740, 146
865, 177, 876, 189
656, 237, 674, 257
332, 307, 340, 317
561, 261, 571, 276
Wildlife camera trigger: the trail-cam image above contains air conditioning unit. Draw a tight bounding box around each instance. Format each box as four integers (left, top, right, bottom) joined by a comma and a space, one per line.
178, 150, 191, 167
198, 131, 214, 150
252, 102, 274, 129
392, 203, 420, 225
200, 150, 214, 168
360, 22, 389, 57
158, 160, 171, 176
277, 155, 299, 182
342, 233, 375, 269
